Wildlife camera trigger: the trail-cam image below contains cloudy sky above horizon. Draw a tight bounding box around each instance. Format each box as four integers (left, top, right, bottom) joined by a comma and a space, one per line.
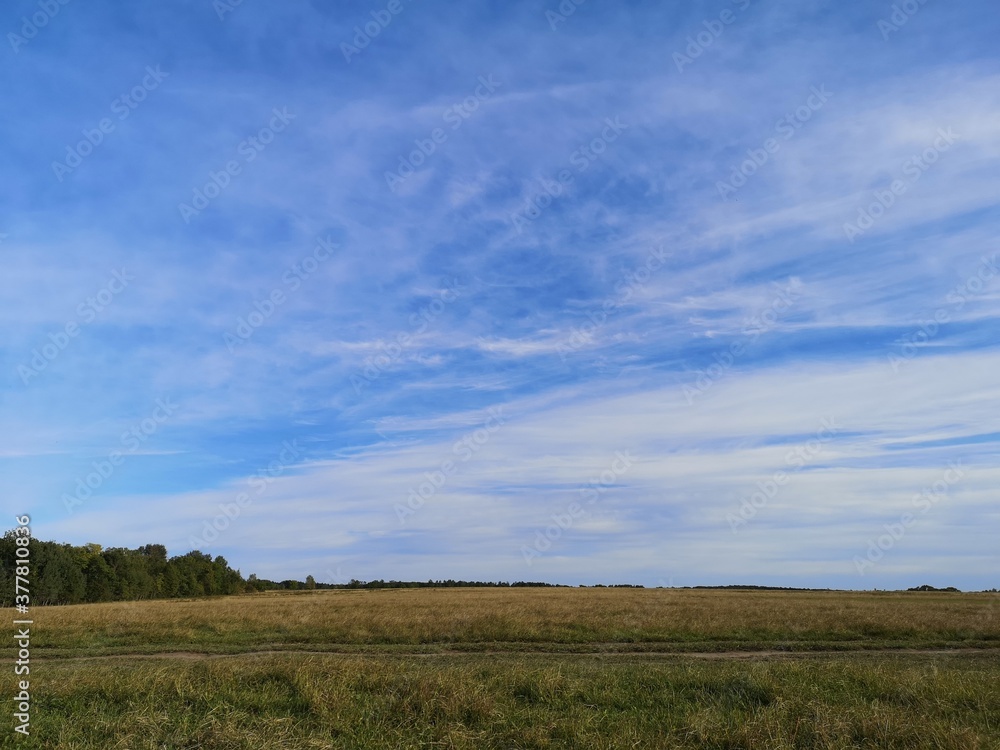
2, 0, 998, 590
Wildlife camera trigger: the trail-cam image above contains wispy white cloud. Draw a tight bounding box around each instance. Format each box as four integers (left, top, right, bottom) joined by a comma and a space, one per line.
3, 0, 998, 589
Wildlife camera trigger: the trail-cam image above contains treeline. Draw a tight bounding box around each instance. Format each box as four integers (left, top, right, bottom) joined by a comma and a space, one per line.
1, 533, 244, 606
5, 534, 981, 607
592, 584, 645, 588
690, 585, 835, 591
0, 533, 572, 606
248, 578, 566, 591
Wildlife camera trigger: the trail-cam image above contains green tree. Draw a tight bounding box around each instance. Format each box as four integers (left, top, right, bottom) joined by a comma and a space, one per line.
85, 555, 115, 602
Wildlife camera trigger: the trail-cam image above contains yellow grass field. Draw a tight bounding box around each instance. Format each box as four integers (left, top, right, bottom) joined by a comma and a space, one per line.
16, 586, 1000, 656
6, 588, 1000, 748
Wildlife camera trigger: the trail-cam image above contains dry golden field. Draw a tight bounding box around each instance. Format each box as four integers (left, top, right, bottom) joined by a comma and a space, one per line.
16, 586, 1000, 656
6, 588, 1000, 748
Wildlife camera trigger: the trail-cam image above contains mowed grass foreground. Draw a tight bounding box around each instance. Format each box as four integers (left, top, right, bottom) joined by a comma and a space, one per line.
11, 652, 1000, 749
5, 588, 1000, 748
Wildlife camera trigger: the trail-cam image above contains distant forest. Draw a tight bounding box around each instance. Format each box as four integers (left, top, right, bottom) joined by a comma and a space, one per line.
0, 533, 565, 606
1, 534, 244, 606
2, 533, 980, 607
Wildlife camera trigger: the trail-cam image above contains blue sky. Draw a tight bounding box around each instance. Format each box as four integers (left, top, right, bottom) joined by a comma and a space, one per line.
2, 0, 999, 590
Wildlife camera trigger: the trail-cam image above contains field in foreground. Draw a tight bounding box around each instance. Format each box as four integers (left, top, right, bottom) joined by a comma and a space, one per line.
9, 651, 1000, 749
5, 588, 1000, 748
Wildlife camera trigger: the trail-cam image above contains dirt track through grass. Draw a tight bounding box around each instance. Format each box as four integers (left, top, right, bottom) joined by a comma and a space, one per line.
36, 646, 1000, 662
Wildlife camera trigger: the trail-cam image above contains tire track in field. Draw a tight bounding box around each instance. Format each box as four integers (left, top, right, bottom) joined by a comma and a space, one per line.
32, 646, 999, 662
